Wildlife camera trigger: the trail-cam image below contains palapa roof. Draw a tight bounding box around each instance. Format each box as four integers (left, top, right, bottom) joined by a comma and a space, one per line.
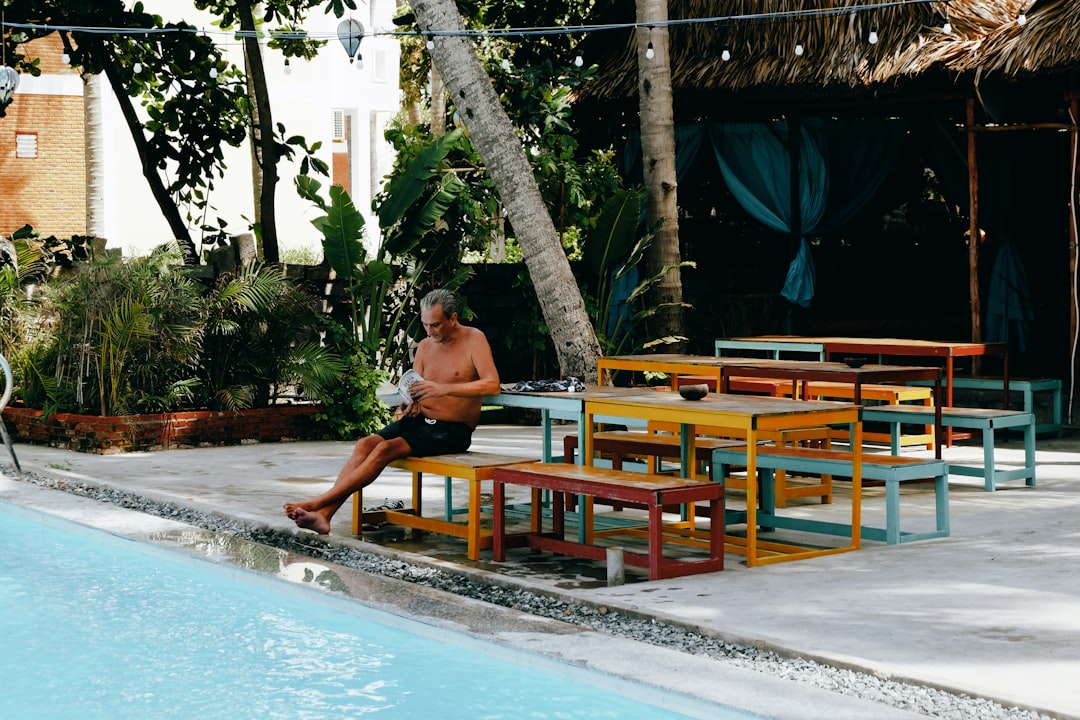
579, 0, 1077, 115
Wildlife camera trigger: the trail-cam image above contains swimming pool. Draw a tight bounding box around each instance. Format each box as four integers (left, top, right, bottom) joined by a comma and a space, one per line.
0, 502, 759, 720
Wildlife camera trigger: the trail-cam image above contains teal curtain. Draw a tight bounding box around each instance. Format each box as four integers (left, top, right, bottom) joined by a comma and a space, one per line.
708, 117, 904, 308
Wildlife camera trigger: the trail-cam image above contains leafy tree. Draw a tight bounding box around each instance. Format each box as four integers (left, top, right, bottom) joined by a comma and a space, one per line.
3, 0, 250, 263
2, 0, 337, 264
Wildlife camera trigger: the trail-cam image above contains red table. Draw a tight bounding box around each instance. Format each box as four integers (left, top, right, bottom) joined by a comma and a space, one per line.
723, 336, 1008, 445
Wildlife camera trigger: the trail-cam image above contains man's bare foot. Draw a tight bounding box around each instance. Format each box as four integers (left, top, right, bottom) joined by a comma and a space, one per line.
283, 501, 317, 517
289, 507, 332, 534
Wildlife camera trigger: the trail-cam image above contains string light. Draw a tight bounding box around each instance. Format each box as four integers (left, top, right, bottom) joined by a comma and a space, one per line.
868, 30, 879, 44
721, 47, 731, 61
132, 61, 142, 73
61, 52, 70, 64
425, 34, 434, 50
2, 1, 944, 41
283, 57, 291, 75
794, 42, 804, 56
209, 66, 218, 79
645, 40, 654, 60
574, 54, 583, 67
942, 21, 952, 34
1017, 13, 1027, 26
501, 57, 510, 71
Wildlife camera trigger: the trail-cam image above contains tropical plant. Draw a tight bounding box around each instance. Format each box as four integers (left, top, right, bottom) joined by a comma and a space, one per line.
197, 260, 344, 410
313, 322, 393, 439
24, 244, 204, 415
297, 131, 474, 377
578, 188, 693, 356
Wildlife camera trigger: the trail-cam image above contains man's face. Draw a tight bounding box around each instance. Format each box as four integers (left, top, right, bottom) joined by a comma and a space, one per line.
421, 304, 456, 343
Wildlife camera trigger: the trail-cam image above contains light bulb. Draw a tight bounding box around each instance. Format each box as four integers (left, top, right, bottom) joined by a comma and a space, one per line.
868, 30, 878, 44
209, 66, 218, 79
61, 52, 70, 64
943, 22, 952, 34
426, 35, 434, 50
794, 43, 804, 56
721, 48, 731, 61
283, 58, 292, 76
501, 57, 510, 71
1017, 13, 1027, 26
645, 41, 654, 60
574, 54, 583, 68
133, 62, 143, 74
356, 56, 364, 70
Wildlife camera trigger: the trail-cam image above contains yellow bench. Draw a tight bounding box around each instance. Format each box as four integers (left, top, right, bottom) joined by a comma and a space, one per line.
351, 451, 536, 560
803, 381, 935, 449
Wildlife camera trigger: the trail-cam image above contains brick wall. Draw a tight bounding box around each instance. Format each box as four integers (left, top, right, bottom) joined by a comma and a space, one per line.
0, 35, 86, 238
2, 405, 335, 454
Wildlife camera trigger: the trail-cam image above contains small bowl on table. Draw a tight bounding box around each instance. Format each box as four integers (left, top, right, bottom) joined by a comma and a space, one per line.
843, 357, 868, 368
678, 383, 710, 401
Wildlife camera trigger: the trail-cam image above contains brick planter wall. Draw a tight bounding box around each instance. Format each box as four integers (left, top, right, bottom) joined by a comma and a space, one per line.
1, 405, 335, 454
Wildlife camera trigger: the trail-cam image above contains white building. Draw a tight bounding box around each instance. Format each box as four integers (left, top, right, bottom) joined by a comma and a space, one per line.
10, 0, 400, 258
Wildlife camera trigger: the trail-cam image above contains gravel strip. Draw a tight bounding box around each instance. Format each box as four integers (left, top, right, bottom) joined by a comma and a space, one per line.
8, 466, 1054, 720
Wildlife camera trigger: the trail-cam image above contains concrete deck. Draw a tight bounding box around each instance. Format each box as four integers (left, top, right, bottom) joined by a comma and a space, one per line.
2, 424, 1078, 719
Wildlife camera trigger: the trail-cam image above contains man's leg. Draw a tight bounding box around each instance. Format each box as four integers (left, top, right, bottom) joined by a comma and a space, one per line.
285, 435, 412, 533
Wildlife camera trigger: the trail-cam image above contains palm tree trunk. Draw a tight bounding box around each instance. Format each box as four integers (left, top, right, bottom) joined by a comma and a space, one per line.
84, 73, 106, 243
636, 0, 685, 348
411, 0, 601, 379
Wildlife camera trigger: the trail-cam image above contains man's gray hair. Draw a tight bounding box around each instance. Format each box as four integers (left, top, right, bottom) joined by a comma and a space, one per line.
421, 288, 459, 317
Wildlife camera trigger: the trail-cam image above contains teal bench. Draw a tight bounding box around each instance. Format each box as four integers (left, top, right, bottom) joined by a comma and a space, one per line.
712, 445, 949, 545
861, 406, 1036, 492
909, 376, 1062, 437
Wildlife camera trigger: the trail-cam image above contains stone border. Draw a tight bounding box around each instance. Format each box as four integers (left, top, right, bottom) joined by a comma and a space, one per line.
1, 405, 335, 453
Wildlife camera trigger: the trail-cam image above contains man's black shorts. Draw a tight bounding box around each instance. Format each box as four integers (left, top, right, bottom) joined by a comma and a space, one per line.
375, 416, 473, 456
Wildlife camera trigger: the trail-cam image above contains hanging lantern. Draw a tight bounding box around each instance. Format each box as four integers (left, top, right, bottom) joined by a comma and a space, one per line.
337, 19, 365, 64
0, 65, 19, 109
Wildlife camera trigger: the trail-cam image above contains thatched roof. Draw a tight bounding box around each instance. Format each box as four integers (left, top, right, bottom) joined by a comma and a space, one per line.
579, 0, 1074, 108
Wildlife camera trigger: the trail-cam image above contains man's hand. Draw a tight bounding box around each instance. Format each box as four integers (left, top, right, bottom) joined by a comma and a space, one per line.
408, 379, 445, 403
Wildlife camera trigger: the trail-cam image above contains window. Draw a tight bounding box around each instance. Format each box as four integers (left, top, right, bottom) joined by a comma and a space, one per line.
332, 109, 345, 141
15, 132, 37, 158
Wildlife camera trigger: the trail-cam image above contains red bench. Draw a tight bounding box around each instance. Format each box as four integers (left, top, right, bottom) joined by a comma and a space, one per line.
492, 462, 725, 581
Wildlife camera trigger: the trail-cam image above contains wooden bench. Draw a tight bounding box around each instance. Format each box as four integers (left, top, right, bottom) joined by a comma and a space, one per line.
860, 406, 1036, 491
562, 423, 833, 507
909, 376, 1062, 437
802, 381, 935, 449
712, 445, 950, 545
351, 452, 537, 560
491, 462, 725, 580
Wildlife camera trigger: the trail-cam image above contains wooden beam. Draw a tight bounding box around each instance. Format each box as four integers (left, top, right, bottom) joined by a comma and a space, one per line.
967, 99, 982, 345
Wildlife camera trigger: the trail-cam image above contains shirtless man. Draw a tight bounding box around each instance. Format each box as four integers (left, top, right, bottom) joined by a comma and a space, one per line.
284, 289, 501, 534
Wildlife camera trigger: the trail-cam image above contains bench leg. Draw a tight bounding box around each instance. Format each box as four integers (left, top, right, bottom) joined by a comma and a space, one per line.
648, 501, 663, 581
351, 488, 363, 534
444, 475, 453, 522
935, 474, 951, 538
468, 478, 482, 561
412, 471, 424, 513
981, 428, 997, 492
1024, 422, 1036, 487
493, 480, 506, 562
885, 480, 901, 545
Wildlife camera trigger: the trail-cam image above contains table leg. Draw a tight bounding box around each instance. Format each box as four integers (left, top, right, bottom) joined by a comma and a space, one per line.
745, 431, 758, 567
945, 358, 955, 446
493, 480, 506, 561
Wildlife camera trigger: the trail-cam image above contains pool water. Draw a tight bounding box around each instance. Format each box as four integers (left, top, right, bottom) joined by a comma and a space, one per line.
0, 503, 756, 720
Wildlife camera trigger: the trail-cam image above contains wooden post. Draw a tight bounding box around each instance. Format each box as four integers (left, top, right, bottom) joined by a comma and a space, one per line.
1069, 98, 1078, 424
967, 99, 982, 345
